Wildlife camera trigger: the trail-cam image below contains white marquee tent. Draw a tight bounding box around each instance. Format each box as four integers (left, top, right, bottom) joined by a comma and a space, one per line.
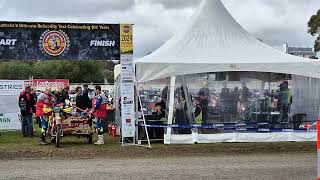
133, 0, 320, 144
135, 0, 320, 83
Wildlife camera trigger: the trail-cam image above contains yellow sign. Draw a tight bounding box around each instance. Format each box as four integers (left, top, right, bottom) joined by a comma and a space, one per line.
120, 24, 133, 54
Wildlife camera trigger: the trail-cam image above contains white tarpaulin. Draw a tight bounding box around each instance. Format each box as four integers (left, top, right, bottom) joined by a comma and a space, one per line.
135, 0, 320, 82
164, 132, 317, 144
0, 80, 25, 130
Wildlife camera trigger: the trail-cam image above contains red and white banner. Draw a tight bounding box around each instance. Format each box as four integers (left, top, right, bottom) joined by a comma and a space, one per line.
32, 79, 69, 90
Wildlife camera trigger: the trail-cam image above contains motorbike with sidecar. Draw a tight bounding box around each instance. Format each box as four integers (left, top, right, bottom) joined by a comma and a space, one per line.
45, 100, 94, 147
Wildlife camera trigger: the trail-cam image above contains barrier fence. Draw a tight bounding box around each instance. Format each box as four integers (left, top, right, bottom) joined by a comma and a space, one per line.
136, 122, 317, 133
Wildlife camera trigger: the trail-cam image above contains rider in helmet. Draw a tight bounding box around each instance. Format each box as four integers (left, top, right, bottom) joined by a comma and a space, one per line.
90, 85, 108, 145
36, 88, 52, 145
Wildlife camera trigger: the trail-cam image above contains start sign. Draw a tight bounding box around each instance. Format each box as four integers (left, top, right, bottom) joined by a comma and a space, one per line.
0, 39, 17, 46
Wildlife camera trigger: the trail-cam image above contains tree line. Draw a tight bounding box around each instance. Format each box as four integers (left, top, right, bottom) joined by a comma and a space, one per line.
308, 9, 320, 52
0, 60, 116, 83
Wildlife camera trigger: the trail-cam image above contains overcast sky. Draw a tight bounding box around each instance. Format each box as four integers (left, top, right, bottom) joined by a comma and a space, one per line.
0, 0, 319, 58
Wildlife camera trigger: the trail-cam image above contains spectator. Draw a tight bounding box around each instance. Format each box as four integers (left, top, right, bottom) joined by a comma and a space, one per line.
18, 86, 34, 137
153, 101, 166, 120
198, 91, 209, 124
194, 97, 202, 124
54, 87, 69, 106
75, 86, 88, 112
30, 88, 39, 128
82, 84, 92, 110
277, 81, 293, 121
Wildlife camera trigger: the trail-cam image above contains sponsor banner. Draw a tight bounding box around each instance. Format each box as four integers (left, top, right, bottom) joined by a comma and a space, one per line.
0, 21, 120, 60
32, 79, 69, 90
120, 24, 133, 54
0, 113, 21, 130
0, 80, 25, 95
120, 54, 135, 138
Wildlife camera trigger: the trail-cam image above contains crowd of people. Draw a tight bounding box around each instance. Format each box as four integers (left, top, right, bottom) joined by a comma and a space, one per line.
143, 80, 293, 129
18, 84, 113, 145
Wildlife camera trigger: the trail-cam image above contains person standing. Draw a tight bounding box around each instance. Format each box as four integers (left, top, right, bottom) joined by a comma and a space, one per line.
36, 88, 52, 145
91, 85, 108, 145
278, 81, 293, 122
30, 88, 37, 115
54, 87, 69, 106
75, 86, 88, 113
18, 86, 34, 137
82, 84, 92, 110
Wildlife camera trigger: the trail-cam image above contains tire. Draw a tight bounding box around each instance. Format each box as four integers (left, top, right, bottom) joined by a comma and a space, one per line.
88, 134, 93, 144
56, 124, 61, 148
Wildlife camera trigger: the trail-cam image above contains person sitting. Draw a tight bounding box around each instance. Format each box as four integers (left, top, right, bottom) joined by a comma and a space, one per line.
152, 101, 166, 120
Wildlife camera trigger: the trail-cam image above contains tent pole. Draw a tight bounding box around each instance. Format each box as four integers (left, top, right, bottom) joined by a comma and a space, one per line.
165, 76, 176, 144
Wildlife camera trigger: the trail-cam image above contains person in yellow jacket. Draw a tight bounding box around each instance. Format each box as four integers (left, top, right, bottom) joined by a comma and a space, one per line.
278, 81, 293, 122
194, 97, 203, 124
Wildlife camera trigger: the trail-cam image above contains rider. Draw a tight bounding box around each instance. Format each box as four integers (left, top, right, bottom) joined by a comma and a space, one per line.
90, 85, 108, 145
36, 88, 52, 145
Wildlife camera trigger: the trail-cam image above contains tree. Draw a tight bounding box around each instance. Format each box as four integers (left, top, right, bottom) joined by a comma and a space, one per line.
308, 9, 320, 52
0, 60, 115, 83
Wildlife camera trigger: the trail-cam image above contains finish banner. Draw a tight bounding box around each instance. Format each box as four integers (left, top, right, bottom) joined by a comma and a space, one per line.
0, 21, 121, 60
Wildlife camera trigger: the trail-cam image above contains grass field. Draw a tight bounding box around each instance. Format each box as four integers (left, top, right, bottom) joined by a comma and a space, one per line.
0, 130, 317, 160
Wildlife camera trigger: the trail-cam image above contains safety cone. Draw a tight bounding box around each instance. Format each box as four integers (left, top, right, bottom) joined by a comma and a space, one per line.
108, 123, 112, 135
111, 124, 117, 138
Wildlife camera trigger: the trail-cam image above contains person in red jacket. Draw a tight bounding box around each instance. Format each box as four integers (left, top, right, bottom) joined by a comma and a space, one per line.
18, 86, 33, 137
36, 88, 52, 145
90, 85, 108, 145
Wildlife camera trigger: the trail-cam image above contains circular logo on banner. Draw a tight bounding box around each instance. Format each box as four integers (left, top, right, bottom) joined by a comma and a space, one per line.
39, 30, 70, 57
123, 25, 130, 33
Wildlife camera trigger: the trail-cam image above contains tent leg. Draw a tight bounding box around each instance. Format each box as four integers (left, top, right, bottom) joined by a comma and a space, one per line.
165, 76, 176, 145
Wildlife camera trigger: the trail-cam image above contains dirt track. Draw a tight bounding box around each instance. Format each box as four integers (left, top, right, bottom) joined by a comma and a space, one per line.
0, 153, 315, 180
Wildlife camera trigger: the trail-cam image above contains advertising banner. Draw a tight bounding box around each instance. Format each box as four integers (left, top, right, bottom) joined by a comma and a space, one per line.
32, 79, 69, 90
0, 80, 25, 130
0, 21, 120, 60
0, 80, 25, 95
120, 54, 135, 138
120, 24, 135, 138
0, 113, 21, 131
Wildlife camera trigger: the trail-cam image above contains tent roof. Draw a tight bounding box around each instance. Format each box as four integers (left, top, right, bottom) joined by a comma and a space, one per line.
135, 0, 320, 82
